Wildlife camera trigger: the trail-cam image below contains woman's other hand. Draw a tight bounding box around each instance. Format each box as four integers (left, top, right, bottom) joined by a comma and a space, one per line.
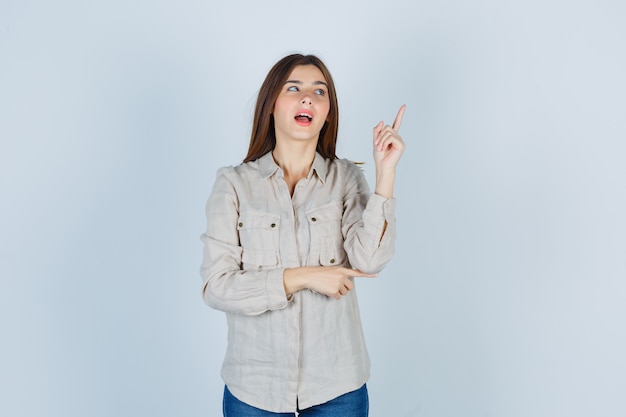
283, 266, 377, 300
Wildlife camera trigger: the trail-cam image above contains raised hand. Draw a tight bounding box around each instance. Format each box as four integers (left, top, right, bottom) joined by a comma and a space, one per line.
373, 104, 406, 172
373, 105, 406, 198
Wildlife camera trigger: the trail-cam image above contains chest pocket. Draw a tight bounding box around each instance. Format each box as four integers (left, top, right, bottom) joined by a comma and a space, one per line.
306, 201, 347, 266
237, 211, 281, 270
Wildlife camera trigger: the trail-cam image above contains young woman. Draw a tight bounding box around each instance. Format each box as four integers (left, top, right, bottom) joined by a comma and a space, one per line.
200, 53, 406, 416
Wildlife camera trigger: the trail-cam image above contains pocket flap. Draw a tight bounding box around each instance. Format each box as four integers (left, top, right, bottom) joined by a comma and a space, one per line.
318, 250, 346, 266
237, 211, 281, 230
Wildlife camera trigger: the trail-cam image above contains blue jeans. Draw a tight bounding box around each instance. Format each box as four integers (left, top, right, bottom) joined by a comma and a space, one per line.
223, 384, 369, 416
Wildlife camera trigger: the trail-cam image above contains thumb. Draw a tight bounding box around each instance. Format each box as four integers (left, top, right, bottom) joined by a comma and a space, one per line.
351, 269, 378, 278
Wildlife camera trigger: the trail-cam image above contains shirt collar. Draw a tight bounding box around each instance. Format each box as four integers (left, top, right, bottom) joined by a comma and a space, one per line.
258, 152, 280, 178
310, 152, 328, 183
258, 151, 328, 183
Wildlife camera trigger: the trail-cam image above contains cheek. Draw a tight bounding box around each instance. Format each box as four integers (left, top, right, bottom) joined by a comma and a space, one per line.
271, 98, 282, 114
322, 105, 331, 122
316, 98, 330, 117
272, 101, 289, 123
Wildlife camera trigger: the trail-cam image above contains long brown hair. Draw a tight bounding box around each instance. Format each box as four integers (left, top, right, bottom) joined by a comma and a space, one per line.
243, 54, 339, 163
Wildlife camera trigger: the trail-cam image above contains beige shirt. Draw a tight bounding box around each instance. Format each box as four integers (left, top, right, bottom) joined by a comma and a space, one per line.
200, 151, 396, 412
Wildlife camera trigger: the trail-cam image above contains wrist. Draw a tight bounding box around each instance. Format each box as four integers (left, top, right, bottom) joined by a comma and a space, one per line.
283, 267, 309, 295
375, 170, 396, 198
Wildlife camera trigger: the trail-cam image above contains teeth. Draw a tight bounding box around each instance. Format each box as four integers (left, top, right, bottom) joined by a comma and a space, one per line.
297, 113, 312, 120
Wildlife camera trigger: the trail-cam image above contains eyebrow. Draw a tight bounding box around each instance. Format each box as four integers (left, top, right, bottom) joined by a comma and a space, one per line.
285, 80, 329, 89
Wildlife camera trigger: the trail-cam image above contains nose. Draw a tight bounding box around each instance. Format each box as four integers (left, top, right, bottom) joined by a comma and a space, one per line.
301, 95, 312, 106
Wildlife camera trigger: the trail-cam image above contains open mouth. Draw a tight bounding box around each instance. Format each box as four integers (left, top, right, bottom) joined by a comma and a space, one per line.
294, 111, 313, 124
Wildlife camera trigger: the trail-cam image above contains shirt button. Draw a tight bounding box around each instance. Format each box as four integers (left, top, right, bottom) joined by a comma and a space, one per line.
311, 217, 317, 222
238, 222, 243, 227
329, 258, 336, 264
271, 223, 276, 228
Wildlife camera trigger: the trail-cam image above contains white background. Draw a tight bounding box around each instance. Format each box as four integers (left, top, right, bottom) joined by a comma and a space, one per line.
1, 0, 625, 416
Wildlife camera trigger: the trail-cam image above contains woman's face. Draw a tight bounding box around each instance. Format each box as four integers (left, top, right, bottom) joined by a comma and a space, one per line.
272, 65, 331, 146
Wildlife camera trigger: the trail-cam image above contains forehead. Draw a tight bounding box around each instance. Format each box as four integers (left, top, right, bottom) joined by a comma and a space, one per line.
286, 65, 327, 83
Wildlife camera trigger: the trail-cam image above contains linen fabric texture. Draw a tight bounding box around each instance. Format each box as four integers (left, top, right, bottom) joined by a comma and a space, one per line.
200, 151, 396, 412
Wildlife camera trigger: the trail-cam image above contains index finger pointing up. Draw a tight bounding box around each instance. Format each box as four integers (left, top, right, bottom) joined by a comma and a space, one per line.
392, 104, 406, 132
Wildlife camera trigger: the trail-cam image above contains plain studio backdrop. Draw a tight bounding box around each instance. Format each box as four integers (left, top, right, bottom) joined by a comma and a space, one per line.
1, 0, 624, 416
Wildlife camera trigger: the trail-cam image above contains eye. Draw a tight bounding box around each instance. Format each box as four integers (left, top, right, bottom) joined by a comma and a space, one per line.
287, 85, 299, 92
315, 89, 326, 96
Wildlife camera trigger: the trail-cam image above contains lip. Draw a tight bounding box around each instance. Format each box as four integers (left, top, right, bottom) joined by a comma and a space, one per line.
294, 109, 314, 126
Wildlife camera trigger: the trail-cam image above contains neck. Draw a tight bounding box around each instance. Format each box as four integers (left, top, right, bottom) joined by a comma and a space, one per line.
272, 141, 317, 179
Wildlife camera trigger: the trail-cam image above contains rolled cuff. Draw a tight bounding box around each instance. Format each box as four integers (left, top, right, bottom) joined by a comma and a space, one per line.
266, 267, 289, 310
367, 193, 396, 218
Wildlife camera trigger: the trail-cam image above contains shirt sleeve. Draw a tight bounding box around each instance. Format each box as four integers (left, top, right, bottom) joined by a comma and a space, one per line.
342, 164, 397, 274
200, 168, 289, 315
